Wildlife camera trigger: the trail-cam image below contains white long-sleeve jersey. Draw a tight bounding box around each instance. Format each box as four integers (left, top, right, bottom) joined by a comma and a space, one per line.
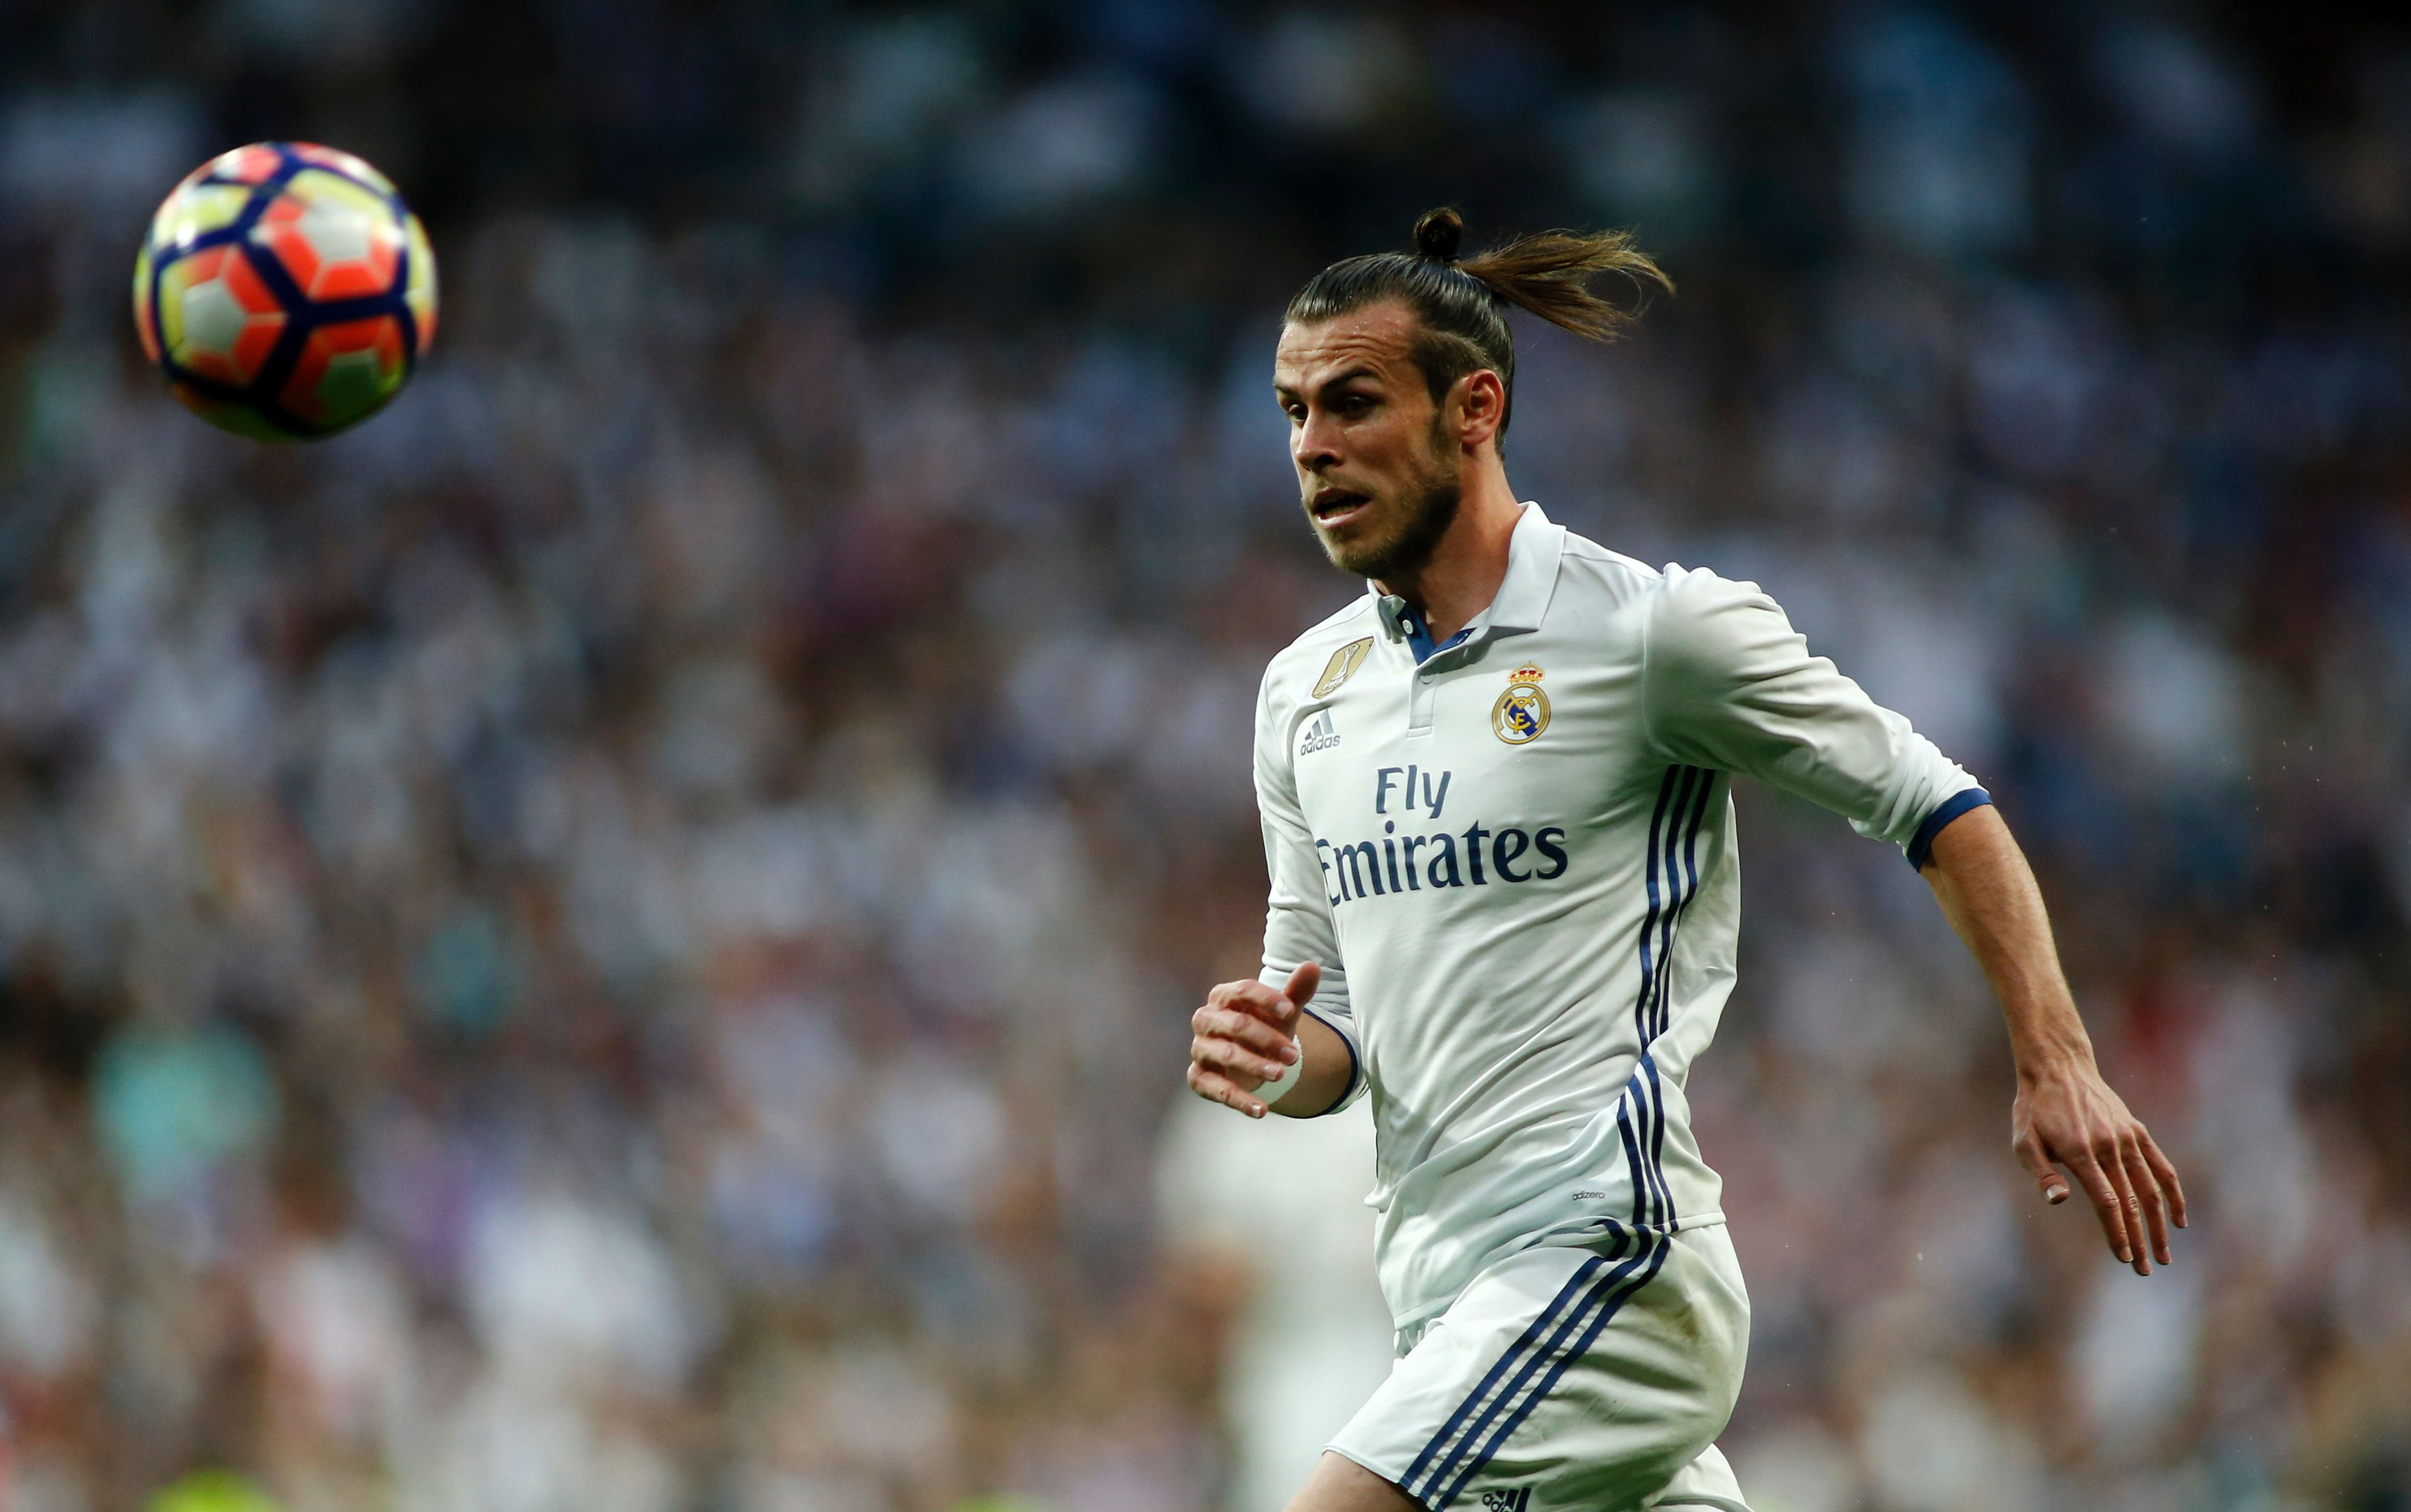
1255, 502, 1986, 1331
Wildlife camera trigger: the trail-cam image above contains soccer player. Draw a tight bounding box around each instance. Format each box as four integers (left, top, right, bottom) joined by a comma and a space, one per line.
1184, 209, 2187, 1512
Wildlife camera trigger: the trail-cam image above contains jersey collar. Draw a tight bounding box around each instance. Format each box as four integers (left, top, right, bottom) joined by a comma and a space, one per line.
1370, 501, 1565, 662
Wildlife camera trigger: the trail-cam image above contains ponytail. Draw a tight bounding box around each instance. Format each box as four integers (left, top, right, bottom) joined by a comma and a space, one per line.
1286, 208, 1671, 434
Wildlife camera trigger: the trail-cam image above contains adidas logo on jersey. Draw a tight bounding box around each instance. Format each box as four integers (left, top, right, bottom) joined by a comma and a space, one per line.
1299, 710, 1341, 755
1480, 1491, 1530, 1511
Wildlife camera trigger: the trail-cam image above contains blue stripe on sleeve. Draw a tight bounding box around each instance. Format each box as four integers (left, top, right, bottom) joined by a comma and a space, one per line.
1906, 787, 1993, 871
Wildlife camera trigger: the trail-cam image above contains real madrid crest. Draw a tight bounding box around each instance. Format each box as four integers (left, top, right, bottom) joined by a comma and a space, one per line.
1313, 637, 1374, 698
1492, 662, 1551, 745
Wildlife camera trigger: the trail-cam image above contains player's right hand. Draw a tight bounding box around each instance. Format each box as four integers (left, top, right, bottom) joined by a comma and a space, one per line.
1187, 962, 1318, 1119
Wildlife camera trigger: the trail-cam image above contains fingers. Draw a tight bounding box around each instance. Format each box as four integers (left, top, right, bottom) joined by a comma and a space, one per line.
1282, 961, 1321, 1007
1187, 1062, 1270, 1119
2120, 1137, 2171, 1268
2013, 1130, 2069, 1205
2100, 1140, 2148, 1274
1188, 976, 1316, 1119
1203, 978, 1303, 1035
2019, 1067, 2187, 1275
2064, 1147, 2135, 1267
2139, 1131, 2188, 1230
1191, 1032, 1287, 1089
1189, 1003, 1300, 1061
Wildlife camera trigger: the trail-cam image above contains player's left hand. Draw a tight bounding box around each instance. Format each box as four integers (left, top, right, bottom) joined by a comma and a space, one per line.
2012, 1056, 2187, 1276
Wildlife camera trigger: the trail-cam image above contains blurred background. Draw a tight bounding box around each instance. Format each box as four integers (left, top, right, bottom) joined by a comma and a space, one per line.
2, 2, 2409, 1509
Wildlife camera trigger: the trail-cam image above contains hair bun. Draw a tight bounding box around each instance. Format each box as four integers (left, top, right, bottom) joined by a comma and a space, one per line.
1413, 207, 1464, 262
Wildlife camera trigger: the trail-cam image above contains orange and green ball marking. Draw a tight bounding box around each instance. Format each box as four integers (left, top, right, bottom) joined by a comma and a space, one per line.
132, 141, 435, 439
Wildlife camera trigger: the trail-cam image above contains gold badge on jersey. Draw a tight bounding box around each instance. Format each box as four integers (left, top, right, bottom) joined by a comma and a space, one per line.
1313, 637, 1373, 698
1492, 662, 1551, 745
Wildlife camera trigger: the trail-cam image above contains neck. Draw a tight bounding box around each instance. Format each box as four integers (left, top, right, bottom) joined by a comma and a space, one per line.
1376, 457, 1522, 644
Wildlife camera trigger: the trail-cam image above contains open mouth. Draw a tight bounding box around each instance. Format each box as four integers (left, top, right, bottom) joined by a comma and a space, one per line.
1309, 489, 1370, 528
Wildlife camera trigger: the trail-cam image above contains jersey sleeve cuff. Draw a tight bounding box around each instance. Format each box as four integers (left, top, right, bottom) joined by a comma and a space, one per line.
1905, 787, 1992, 871
1298, 1005, 1366, 1115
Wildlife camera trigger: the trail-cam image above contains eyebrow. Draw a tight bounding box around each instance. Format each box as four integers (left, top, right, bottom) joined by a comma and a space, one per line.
1273, 364, 1384, 399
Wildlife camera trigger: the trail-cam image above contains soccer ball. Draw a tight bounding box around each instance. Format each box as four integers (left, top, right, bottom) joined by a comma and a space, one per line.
132, 142, 436, 440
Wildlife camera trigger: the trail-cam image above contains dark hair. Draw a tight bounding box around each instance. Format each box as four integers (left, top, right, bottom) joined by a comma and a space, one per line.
1284, 207, 1671, 434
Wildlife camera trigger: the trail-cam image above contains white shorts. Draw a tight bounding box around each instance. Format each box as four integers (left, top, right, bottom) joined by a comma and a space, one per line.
1329, 1224, 1751, 1511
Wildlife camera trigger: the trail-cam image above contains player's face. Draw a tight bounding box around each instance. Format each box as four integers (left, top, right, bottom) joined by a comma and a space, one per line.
1275, 303, 1462, 581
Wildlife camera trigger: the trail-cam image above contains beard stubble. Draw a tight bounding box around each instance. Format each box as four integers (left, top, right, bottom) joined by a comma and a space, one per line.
1316, 421, 1463, 582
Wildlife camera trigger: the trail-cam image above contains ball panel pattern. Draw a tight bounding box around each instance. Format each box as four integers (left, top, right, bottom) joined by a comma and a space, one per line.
251, 170, 403, 303
205, 144, 285, 185
403, 215, 438, 351
132, 141, 436, 440
133, 245, 160, 364
287, 144, 397, 198
157, 245, 287, 387
171, 382, 300, 442
279, 316, 407, 427
149, 183, 252, 253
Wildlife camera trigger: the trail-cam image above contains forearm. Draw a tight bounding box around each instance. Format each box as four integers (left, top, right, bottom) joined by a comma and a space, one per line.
1918, 803, 2187, 1271
1267, 1011, 1356, 1118
1919, 804, 2094, 1078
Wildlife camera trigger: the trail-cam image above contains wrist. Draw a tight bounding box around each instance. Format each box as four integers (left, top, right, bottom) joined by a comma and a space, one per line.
2011, 1026, 2097, 1086
1256, 1035, 1305, 1107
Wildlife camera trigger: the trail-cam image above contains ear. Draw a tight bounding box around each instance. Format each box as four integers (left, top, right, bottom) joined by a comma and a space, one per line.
1450, 368, 1507, 452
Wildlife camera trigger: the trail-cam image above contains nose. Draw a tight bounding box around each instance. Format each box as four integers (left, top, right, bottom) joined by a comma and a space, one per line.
1294, 409, 1342, 474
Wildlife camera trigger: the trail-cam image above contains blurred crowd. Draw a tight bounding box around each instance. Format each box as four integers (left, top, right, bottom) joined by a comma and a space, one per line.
2, 2, 2410, 1510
